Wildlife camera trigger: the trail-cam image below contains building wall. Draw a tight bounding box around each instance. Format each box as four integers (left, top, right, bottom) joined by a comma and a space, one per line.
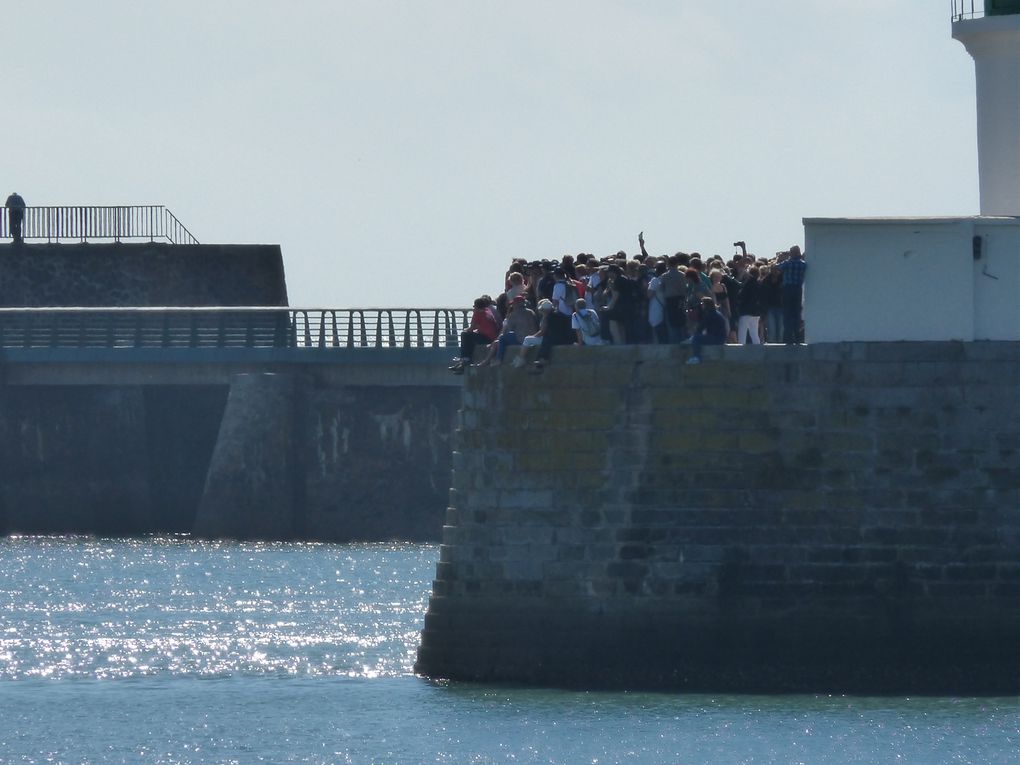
416, 343, 1020, 693
804, 217, 1020, 343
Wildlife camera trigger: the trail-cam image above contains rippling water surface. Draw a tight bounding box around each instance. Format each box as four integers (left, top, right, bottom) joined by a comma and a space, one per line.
1, 537, 1018, 764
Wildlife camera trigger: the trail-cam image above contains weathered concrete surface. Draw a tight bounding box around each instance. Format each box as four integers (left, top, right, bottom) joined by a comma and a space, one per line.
0, 242, 288, 306
194, 374, 300, 539
300, 385, 459, 541
192, 374, 459, 541
416, 342, 1020, 694
0, 365, 459, 540
144, 386, 231, 532
0, 387, 157, 535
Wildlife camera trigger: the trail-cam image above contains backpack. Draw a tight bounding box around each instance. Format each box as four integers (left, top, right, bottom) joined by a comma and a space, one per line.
563, 279, 580, 307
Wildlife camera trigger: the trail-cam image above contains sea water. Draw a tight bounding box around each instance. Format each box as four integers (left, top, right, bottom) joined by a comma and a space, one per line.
0, 537, 1017, 764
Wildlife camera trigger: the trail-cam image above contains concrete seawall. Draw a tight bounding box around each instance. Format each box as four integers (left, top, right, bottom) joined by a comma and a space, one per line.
0, 354, 461, 541
416, 342, 1020, 693
0, 242, 288, 306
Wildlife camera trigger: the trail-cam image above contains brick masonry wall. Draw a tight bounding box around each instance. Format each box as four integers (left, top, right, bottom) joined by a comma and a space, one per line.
415, 342, 1020, 693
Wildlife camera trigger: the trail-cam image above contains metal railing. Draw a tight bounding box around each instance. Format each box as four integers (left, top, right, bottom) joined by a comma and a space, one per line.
0, 307, 470, 350
950, 0, 1007, 20
953, 0, 988, 20
0, 206, 199, 244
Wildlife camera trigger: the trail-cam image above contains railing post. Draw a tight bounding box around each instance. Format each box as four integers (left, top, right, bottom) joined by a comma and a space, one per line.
431, 311, 440, 348
357, 311, 368, 348
245, 311, 255, 348
384, 310, 396, 348
330, 310, 340, 347
301, 310, 312, 347
217, 311, 226, 348
48, 312, 59, 348
413, 310, 424, 349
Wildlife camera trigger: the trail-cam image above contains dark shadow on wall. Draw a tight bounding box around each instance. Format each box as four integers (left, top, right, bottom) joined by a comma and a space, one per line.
143, 386, 229, 533
0, 386, 155, 534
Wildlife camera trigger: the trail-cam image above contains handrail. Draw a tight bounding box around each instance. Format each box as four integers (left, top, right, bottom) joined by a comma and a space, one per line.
952, 0, 989, 21
0, 205, 199, 244
0, 307, 471, 350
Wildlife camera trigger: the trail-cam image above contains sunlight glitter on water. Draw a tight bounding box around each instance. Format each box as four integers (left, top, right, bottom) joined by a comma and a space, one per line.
3, 537, 1020, 764
0, 537, 434, 681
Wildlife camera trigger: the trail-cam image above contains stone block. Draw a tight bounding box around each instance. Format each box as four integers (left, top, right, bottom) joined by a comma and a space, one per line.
498, 489, 554, 510
962, 343, 1020, 362
738, 431, 780, 454
821, 432, 876, 454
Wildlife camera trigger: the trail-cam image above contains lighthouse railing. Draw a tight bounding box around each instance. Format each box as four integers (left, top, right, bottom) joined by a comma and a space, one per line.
952, 0, 983, 21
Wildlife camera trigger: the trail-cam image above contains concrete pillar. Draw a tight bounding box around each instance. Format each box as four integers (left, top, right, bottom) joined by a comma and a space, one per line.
193, 373, 302, 539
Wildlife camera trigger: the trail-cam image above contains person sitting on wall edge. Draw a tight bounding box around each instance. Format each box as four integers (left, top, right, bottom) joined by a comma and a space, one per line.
450, 296, 500, 374
685, 296, 727, 365
531, 268, 577, 371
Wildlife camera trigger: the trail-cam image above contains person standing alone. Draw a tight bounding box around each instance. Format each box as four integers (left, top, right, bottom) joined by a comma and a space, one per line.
6, 192, 26, 244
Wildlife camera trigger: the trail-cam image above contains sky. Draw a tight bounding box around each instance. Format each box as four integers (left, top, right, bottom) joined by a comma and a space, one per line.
2, 1, 980, 307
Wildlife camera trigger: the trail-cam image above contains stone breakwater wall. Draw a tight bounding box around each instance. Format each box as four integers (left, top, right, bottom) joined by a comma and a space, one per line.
416, 342, 1020, 693
0, 242, 288, 307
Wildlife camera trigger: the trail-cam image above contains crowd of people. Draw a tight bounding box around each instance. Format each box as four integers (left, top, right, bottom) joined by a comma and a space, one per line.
449, 234, 807, 373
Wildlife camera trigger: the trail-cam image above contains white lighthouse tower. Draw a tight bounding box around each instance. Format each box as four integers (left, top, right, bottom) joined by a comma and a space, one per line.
953, 0, 1020, 216
802, 2, 1020, 343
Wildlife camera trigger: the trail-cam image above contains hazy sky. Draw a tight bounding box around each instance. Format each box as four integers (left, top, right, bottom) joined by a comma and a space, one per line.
3, 1, 979, 307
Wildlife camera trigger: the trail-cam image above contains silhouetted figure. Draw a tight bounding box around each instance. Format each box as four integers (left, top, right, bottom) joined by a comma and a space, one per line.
5, 192, 25, 244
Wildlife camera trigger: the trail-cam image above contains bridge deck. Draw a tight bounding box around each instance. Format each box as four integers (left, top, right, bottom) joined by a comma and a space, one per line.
0, 347, 462, 387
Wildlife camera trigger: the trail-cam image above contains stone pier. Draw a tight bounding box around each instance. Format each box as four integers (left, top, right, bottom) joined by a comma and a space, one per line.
416, 342, 1020, 693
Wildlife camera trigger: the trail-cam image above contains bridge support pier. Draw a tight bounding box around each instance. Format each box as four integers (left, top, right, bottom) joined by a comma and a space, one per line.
193, 373, 304, 540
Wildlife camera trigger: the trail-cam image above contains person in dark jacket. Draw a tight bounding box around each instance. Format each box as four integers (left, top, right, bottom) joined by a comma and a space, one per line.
760, 266, 784, 343
6, 192, 25, 244
686, 297, 727, 365
735, 266, 763, 344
